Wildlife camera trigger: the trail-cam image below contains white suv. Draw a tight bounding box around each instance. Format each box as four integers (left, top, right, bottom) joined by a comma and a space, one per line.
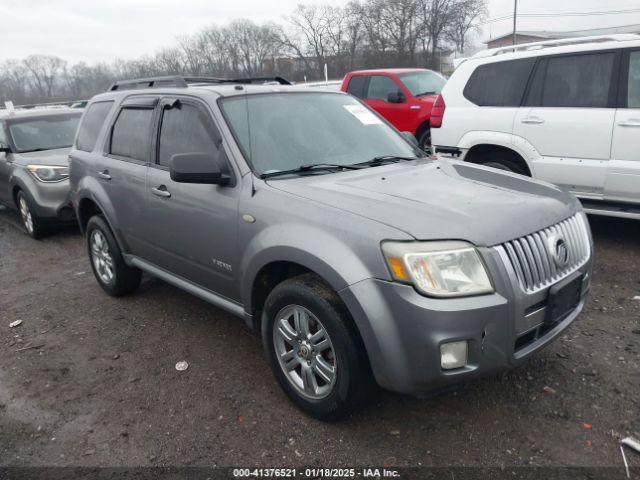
431, 34, 640, 220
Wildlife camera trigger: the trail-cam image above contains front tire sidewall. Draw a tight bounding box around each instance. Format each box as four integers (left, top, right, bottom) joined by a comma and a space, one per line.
86, 215, 140, 296
262, 278, 367, 420
17, 191, 45, 239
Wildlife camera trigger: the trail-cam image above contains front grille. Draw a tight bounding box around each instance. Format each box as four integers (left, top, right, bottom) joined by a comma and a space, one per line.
496, 213, 590, 294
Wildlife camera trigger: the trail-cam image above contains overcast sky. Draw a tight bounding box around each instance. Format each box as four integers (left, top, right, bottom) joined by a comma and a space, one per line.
1, 0, 640, 64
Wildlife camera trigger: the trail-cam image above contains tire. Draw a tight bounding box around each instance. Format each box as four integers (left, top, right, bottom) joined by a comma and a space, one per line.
16, 191, 47, 239
86, 215, 141, 296
476, 151, 529, 176
262, 273, 374, 420
418, 129, 431, 153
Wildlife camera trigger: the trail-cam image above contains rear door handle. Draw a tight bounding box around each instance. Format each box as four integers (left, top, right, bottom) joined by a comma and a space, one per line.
618, 119, 640, 127
151, 185, 171, 198
521, 117, 545, 124
98, 170, 111, 180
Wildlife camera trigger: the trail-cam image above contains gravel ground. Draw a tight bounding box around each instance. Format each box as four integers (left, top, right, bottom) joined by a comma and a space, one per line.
0, 206, 638, 471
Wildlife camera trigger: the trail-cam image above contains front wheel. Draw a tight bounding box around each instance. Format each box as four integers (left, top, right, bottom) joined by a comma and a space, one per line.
86, 215, 141, 296
17, 191, 47, 239
262, 274, 374, 420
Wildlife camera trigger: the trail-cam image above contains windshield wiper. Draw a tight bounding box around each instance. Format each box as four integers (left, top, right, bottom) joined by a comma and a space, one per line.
356, 155, 419, 167
260, 163, 361, 179
415, 91, 437, 97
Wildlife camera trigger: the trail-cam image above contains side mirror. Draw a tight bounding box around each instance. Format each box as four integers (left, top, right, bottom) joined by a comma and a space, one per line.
0, 142, 10, 154
387, 91, 405, 103
169, 152, 230, 185
401, 131, 419, 148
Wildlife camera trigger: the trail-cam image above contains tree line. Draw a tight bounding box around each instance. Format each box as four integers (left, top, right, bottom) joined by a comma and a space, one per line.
0, 0, 486, 105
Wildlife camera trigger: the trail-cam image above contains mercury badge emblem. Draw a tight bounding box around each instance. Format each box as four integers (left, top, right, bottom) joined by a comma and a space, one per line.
548, 234, 570, 268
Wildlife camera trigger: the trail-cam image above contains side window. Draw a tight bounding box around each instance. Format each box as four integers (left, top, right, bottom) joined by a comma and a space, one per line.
158, 101, 220, 168
541, 52, 615, 108
110, 107, 154, 162
628, 51, 640, 108
76, 101, 113, 152
346, 76, 367, 99
464, 58, 536, 107
366, 76, 401, 101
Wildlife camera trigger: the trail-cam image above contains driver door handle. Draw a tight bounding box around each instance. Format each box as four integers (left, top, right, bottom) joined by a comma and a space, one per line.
98, 169, 111, 180
151, 185, 171, 198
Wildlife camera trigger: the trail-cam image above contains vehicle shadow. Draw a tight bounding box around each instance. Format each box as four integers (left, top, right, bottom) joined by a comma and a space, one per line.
587, 214, 640, 247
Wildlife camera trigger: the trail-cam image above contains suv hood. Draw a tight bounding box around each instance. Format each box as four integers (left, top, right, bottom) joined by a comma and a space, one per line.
267, 159, 580, 247
12, 147, 71, 167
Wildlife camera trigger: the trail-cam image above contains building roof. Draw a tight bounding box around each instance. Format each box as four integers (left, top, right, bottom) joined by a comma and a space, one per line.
485, 24, 640, 44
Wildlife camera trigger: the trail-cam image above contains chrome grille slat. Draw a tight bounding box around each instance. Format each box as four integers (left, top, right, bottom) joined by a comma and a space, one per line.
496, 213, 591, 294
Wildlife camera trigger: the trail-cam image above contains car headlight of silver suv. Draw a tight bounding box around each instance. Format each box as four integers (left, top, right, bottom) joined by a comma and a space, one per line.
382, 240, 494, 297
27, 165, 69, 183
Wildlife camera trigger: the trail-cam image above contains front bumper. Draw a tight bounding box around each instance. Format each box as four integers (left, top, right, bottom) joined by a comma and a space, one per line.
14, 176, 75, 223
340, 246, 592, 395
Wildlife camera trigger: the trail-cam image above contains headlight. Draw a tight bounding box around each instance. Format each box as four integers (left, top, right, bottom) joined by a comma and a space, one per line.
27, 165, 69, 183
382, 240, 494, 297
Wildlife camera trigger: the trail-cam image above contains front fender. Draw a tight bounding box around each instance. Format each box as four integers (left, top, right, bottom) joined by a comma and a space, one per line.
240, 222, 377, 313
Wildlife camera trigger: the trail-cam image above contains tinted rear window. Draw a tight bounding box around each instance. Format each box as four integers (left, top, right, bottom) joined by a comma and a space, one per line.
540, 52, 615, 108
110, 107, 153, 162
76, 101, 113, 152
463, 58, 536, 107
346, 76, 367, 98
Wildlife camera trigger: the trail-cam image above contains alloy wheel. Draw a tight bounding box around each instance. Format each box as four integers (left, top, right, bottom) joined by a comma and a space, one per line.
18, 196, 34, 235
90, 230, 115, 285
273, 305, 337, 400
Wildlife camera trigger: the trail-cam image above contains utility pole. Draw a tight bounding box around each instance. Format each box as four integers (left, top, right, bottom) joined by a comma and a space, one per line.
513, 0, 518, 47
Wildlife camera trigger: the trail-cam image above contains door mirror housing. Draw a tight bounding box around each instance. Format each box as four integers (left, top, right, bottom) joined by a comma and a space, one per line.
387, 91, 406, 103
401, 131, 419, 148
0, 142, 11, 154
169, 153, 230, 185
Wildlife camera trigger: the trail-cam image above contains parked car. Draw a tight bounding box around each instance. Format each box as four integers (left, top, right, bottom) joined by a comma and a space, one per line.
431, 34, 640, 220
341, 68, 446, 151
0, 107, 82, 238
69, 75, 593, 419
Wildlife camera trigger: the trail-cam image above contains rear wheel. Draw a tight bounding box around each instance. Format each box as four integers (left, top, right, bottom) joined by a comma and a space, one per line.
418, 129, 431, 153
473, 150, 530, 176
262, 274, 373, 420
86, 215, 141, 296
17, 191, 46, 239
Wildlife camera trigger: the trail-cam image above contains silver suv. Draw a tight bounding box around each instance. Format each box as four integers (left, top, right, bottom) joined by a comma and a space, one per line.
69, 76, 593, 419
0, 107, 82, 238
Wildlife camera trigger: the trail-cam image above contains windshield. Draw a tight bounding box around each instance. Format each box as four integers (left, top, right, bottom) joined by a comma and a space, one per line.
398, 71, 446, 96
220, 92, 421, 176
8, 114, 81, 152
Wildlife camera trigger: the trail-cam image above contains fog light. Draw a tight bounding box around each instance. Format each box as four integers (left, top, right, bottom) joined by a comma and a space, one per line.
440, 341, 468, 370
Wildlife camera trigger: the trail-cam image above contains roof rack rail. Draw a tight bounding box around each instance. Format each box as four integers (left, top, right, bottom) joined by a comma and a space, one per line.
474, 33, 640, 59
108, 75, 291, 91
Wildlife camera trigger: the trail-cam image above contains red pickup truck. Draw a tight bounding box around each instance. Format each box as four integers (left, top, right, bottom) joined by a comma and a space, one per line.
340, 68, 446, 151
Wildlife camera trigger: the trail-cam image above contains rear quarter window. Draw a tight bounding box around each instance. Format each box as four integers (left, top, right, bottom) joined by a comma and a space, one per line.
76, 101, 114, 152
463, 58, 536, 107
346, 76, 367, 99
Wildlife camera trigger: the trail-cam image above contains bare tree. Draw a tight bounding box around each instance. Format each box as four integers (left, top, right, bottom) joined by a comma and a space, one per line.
445, 0, 487, 54
22, 55, 66, 100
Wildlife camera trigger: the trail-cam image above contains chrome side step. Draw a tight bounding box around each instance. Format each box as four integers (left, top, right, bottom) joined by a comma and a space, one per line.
124, 255, 245, 318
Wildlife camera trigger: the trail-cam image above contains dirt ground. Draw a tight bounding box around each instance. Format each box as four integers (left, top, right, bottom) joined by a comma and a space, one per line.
0, 206, 638, 473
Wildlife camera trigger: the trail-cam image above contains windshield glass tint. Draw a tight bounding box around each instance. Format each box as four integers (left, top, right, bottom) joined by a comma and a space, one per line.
220, 92, 418, 175
398, 71, 446, 96
9, 114, 81, 152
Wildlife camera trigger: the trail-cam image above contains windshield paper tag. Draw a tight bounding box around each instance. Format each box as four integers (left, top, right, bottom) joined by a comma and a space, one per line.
343, 105, 382, 125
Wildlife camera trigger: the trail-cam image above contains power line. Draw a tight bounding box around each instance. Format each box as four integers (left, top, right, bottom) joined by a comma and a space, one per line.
482, 7, 640, 25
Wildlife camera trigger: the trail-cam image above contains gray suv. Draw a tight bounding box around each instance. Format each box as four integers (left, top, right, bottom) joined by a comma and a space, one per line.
69, 76, 593, 419
0, 108, 82, 238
